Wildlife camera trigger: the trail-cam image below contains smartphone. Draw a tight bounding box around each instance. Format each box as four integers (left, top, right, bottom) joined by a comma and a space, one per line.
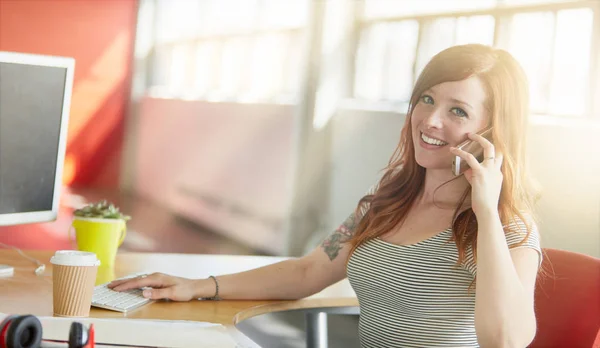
452, 127, 493, 176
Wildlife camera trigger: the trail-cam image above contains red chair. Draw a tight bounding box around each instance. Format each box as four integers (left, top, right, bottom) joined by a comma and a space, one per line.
530, 248, 600, 347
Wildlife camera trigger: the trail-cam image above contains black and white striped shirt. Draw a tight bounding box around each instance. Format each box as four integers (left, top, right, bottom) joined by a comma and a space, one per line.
346, 219, 541, 347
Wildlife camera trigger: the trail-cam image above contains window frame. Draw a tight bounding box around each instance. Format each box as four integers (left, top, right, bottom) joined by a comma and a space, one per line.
352, 0, 600, 119
147, 0, 308, 103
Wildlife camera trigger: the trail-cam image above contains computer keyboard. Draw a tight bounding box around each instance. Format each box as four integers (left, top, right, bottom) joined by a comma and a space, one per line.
91, 273, 152, 313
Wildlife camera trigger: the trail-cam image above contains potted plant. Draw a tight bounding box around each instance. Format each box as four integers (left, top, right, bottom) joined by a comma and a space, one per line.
71, 200, 130, 268
73, 200, 131, 221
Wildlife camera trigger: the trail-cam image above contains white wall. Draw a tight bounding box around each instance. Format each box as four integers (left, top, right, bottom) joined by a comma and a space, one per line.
527, 120, 600, 257
132, 97, 297, 255
327, 109, 405, 234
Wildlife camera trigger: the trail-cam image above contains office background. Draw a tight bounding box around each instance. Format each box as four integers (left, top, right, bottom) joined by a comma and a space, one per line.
0, 0, 598, 259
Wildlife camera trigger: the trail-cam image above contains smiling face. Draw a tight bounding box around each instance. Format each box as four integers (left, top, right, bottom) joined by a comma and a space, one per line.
411, 76, 491, 171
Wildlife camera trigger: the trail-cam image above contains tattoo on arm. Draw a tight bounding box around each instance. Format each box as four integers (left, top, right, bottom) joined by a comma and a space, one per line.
321, 213, 358, 261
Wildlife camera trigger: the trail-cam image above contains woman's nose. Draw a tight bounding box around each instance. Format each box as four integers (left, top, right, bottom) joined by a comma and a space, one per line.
422, 109, 444, 128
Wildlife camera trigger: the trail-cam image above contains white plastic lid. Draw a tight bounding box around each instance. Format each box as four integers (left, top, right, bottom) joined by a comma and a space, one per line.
50, 250, 100, 267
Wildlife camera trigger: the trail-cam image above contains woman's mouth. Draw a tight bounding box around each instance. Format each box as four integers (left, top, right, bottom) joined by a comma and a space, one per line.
420, 132, 448, 146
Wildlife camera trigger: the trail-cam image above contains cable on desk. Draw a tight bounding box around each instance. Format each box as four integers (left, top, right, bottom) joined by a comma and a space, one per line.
0, 242, 46, 275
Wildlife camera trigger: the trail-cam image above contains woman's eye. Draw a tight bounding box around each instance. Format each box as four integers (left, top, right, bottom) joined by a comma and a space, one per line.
451, 107, 468, 118
421, 95, 434, 104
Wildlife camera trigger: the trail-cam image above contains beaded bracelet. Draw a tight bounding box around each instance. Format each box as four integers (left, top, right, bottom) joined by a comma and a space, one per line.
204, 275, 221, 301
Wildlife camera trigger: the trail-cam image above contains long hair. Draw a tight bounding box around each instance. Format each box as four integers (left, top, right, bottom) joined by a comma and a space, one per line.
347, 44, 538, 269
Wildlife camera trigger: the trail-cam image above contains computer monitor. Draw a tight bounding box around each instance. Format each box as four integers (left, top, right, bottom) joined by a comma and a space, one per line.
0, 51, 74, 226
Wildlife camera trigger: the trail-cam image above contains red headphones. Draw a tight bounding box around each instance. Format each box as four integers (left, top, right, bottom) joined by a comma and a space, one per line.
0, 314, 94, 348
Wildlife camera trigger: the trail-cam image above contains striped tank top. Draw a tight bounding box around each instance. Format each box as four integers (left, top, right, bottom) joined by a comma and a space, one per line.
346, 222, 541, 347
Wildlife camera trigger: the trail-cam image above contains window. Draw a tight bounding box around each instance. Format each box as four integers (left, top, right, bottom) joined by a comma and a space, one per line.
354, 0, 599, 117
416, 16, 495, 74
149, 0, 309, 102
363, 0, 497, 20
549, 8, 593, 116
498, 12, 555, 113
354, 21, 419, 102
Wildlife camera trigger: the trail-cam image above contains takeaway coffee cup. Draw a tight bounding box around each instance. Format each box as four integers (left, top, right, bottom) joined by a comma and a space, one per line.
50, 250, 100, 317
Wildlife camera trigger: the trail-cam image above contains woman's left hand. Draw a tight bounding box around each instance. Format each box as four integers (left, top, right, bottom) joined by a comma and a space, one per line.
450, 133, 503, 216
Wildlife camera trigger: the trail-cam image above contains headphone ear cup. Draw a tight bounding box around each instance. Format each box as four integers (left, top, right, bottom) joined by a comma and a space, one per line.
68, 322, 88, 348
5, 315, 42, 348
0, 315, 19, 334
0, 315, 19, 346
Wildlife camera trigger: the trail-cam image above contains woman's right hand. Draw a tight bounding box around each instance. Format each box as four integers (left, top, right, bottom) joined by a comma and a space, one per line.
107, 272, 207, 301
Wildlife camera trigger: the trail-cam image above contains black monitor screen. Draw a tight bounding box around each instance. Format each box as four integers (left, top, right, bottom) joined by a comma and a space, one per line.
0, 62, 66, 214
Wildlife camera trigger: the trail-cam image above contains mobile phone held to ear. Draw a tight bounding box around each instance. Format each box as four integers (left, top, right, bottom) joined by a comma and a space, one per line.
452, 127, 493, 176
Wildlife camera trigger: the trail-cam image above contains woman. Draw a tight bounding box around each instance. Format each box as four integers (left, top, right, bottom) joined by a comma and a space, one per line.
110, 44, 542, 347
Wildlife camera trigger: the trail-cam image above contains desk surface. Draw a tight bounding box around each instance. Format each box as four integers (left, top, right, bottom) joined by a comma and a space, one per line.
0, 250, 358, 346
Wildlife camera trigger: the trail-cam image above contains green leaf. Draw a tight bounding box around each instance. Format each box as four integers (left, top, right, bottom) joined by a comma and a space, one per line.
73, 200, 131, 221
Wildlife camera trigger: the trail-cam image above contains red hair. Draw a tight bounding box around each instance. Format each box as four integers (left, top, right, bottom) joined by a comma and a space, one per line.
348, 44, 537, 268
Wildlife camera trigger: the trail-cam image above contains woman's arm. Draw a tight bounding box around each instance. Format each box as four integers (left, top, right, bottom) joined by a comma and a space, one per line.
109, 211, 360, 301
192, 258, 317, 300
193, 221, 357, 301
474, 211, 540, 348
450, 135, 541, 347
